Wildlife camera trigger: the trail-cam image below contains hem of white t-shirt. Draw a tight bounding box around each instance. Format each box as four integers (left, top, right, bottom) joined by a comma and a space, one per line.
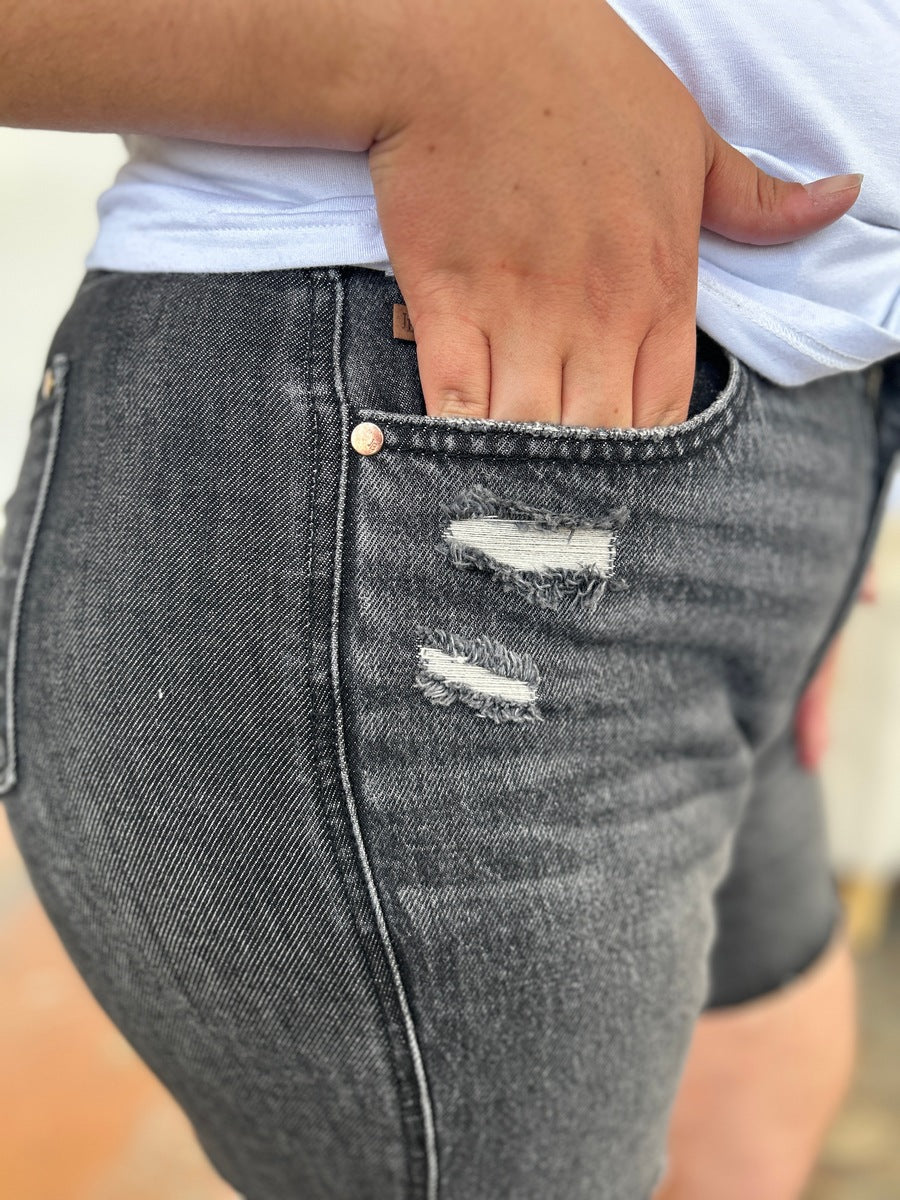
84, 220, 395, 275
697, 267, 900, 386
83, 224, 899, 387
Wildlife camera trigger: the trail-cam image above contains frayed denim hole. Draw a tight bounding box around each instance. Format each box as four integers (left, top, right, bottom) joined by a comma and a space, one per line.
437, 487, 629, 610
413, 625, 544, 723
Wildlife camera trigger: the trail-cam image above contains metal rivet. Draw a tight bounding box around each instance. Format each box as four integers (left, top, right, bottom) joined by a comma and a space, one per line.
350, 421, 384, 455
40, 367, 55, 400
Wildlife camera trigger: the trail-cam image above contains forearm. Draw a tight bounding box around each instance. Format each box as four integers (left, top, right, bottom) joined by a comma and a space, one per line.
0, 0, 404, 148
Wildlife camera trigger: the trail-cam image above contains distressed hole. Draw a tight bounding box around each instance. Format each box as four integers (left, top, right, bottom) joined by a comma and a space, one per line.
418, 648, 537, 703
444, 517, 615, 574
439, 485, 629, 611
413, 626, 543, 723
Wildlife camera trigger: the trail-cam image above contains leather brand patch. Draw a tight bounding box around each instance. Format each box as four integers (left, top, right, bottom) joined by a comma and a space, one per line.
393, 303, 416, 342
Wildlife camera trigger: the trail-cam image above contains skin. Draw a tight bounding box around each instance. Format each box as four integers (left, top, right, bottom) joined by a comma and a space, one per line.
1, 0, 868, 1186
654, 925, 857, 1200
658, 581, 876, 1200
1, 0, 862, 431
368, 1, 863, 430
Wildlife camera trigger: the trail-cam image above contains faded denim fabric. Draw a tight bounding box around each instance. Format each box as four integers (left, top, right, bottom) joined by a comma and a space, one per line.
1, 264, 897, 1200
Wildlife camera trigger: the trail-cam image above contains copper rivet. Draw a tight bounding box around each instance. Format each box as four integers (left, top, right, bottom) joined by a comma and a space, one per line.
41, 367, 54, 400
350, 421, 384, 455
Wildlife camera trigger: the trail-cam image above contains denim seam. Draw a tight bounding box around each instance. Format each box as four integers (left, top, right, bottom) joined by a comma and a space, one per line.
328, 268, 440, 1200
793, 426, 898, 698
297, 277, 417, 1196
1, 353, 69, 795
292, 269, 416, 1192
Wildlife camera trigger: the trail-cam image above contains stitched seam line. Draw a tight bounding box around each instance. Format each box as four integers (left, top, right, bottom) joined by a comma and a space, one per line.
328, 267, 440, 1200
299, 277, 417, 1194
1, 354, 69, 795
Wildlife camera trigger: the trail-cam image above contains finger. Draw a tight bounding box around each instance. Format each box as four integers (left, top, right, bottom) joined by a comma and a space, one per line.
631, 312, 698, 428
412, 308, 492, 420
487, 329, 564, 424
559, 312, 642, 429
794, 638, 842, 770
560, 346, 636, 429
859, 564, 878, 604
703, 126, 863, 247
794, 693, 830, 771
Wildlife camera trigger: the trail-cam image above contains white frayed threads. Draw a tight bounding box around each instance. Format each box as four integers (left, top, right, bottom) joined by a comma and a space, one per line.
439, 485, 628, 612
443, 516, 616, 574
418, 647, 538, 704
414, 626, 543, 723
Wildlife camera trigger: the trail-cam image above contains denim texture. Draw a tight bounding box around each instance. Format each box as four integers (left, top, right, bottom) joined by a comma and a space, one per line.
1, 264, 897, 1200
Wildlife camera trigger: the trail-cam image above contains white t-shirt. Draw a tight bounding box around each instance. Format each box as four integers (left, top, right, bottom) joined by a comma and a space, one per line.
84, 0, 900, 386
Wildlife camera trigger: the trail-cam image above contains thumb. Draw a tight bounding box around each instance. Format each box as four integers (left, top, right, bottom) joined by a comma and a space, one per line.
702, 126, 863, 247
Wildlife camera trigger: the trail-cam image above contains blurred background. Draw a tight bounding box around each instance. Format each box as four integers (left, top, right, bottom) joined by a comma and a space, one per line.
1, 129, 898, 1198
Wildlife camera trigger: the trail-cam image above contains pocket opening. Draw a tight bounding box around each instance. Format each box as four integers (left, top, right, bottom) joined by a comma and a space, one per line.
347, 345, 749, 467
333, 266, 750, 466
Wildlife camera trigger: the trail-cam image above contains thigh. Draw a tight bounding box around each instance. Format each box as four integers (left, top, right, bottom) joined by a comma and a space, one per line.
0, 262, 882, 1200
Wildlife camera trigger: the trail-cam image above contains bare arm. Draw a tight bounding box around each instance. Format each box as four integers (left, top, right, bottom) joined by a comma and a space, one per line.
0, 0, 397, 148
0, 0, 862, 428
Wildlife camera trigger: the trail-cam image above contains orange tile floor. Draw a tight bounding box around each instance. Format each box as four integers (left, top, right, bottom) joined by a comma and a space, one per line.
0, 810, 236, 1200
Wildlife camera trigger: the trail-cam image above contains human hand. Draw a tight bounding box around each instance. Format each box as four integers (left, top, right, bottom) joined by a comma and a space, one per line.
368, 0, 863, 429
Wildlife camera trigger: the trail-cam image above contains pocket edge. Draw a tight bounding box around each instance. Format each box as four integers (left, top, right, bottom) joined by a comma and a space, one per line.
348, 349, 750, 465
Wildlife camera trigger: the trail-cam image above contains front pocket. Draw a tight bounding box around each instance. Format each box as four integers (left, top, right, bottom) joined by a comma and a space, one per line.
346, 342, 749, 467
0, 353, 70, 796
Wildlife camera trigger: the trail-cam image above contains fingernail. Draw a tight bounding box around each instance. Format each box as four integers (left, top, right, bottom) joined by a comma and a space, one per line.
804, 172, 864, 199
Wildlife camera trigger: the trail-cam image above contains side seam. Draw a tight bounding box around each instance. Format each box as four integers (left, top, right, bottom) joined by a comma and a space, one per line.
327, 267, 440, 1200
1, 353, 69, 796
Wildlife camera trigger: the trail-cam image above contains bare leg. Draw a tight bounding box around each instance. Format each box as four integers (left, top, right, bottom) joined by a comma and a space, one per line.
654, 925, 857, 1200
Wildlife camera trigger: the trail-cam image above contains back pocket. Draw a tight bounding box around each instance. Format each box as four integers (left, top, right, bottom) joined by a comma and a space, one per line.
0, 353, 70, 796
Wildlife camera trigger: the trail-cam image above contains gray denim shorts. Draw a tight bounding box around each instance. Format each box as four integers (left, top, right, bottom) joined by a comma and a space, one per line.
2, 265, 898, 1200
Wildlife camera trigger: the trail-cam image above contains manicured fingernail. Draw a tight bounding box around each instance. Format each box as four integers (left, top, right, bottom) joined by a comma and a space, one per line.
804, 172, 864, 199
